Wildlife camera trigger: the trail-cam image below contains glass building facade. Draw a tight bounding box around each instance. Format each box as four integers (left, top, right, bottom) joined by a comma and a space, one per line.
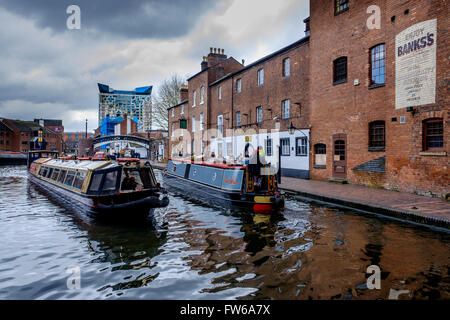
98, 83, 152, 132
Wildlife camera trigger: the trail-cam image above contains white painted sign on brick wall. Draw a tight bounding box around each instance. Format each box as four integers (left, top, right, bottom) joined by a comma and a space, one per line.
395, 19, 437, 109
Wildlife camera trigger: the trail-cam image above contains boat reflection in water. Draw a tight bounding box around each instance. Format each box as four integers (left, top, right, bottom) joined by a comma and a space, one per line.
2, 166, 446, 300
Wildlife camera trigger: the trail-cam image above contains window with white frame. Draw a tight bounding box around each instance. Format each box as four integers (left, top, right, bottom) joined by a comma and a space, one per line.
200, 86, 205, 104
218, 86, 222, 100
217, 115, 223, 137
282, 99, 290, 119
296, 137, 307, 156
171, 108, 174, 118
227, 142, 232, 156
280, 138, 290, 156
200, 113, 204, 131
237, 79, 242, 93
193, 91, 197, 107
283, 58, 290, 77
256, 106, 263, 123
265, 138, 273, 156
181, 104, 184, 114
236, 111, 241, 127
192, 116, 196, 132
257, 69, 264, 86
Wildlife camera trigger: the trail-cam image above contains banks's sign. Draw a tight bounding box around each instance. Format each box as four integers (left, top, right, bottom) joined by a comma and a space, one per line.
395, 19, 437, 109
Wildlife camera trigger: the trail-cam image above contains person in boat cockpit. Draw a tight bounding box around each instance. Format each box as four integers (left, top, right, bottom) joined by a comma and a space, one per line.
121, 171, 138, 191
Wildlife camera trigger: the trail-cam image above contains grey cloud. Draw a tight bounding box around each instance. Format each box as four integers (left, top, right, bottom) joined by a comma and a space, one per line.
0, 0, 213, 39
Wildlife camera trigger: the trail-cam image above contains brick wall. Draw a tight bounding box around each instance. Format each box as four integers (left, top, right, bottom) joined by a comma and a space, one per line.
209, 40, 310, 137
309, 0, 449, 197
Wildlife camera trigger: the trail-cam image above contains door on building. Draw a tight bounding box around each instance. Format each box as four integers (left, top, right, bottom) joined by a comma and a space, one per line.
332, 134, 347, 179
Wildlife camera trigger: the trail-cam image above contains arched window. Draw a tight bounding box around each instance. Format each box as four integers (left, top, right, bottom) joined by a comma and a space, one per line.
423, 118, 444, 151
283, 58, 290, 77
370, 44, 386, 86
333, 57, 347, 84
369, 121, 385, 150
335, 0, 349, 15
200, 86, 205, 104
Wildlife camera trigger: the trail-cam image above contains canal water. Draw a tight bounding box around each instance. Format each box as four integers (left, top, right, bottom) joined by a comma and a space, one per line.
0, 166, 449, 300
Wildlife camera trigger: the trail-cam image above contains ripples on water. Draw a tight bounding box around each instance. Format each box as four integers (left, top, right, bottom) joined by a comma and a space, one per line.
0, 166, 449, 300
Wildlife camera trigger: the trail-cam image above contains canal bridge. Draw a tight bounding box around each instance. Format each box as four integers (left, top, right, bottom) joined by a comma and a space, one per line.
92, 135, 150, 149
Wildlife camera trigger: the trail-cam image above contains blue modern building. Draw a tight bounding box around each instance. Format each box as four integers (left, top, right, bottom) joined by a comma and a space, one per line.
98, 83, 153, 132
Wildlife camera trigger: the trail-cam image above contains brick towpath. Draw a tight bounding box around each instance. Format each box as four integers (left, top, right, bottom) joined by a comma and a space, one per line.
279, 177, 450, 229
151, 161, 449, 229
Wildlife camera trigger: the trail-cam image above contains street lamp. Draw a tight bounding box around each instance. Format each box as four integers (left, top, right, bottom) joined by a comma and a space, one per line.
288, 122, 296, 135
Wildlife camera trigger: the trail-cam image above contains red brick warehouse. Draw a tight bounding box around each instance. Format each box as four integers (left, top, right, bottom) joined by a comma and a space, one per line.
309, 0, 449, 198
168, 0, 449, 198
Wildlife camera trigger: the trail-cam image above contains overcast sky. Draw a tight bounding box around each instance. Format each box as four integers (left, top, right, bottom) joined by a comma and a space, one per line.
0, 0, 309, 132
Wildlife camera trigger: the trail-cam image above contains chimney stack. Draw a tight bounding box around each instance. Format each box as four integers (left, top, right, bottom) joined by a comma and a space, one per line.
304, 17, 310, 36
180, 85, 189, 101
201, 56, 208, 70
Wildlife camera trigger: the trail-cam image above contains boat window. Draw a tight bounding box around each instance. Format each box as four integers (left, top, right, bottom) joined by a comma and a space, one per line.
57, 170, 67, 184
39, 167, 48, 177
121, 169, 144, 191
73, 172, 86, 189
65, 171, 76, 187
46, 167, 53, 178
139, 168, 156, 189
103, 171, 118, 192
51, 168, 60, 180
89, 173, 103, 192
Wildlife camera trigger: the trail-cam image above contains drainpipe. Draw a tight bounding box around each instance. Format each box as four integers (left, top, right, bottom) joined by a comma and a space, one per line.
278, 145, 282, 184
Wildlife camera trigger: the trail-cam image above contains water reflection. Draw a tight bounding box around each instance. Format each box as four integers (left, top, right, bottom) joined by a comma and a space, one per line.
0, 166, 449, 300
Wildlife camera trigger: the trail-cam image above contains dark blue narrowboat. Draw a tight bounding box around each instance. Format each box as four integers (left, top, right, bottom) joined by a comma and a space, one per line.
162, 156, 285, 214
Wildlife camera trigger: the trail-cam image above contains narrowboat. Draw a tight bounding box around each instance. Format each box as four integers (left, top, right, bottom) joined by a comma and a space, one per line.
27, 151, 169, 219
162, 151, 285, 214
0, 151, 27, 165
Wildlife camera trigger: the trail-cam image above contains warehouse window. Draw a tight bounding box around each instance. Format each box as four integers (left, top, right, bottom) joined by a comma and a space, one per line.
423, 118, 444, 151
370, 44, 386, 86
333, 57, 347, 84
296, 137, 308, 156
200, 86, 205, 104
369, 121, 386, 150
217, 115, 223, 137
283, 58, 290, 77
282, 100, 290, 119
335, 0, 349, 15
256, 106, 263, 123
236, 112, 241, 127
236, 79, 242, 93
218, 86, 222, 100
280, 138, 290, 156
257, 69, 264, 86
314, 144, 327, 166
265, 138, 273, 156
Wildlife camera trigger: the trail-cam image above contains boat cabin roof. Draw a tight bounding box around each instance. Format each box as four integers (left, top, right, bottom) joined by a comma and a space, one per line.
170, 158, 246, 170
40, 158, 113, 171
